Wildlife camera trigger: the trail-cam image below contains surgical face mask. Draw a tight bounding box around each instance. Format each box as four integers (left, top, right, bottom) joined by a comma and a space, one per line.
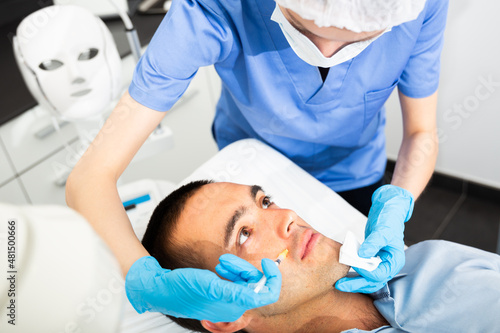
13, 5, 121, 121
271, 4, 391, 68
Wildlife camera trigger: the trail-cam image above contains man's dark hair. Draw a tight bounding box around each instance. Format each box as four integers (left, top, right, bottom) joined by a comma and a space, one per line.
142, 180, 246, 333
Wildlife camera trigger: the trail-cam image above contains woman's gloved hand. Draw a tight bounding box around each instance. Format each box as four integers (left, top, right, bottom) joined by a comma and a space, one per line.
125, 254, 281, 322
336, 185, 414, 293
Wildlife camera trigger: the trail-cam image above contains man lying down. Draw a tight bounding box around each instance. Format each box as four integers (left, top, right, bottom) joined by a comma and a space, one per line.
141, 180, 500, 333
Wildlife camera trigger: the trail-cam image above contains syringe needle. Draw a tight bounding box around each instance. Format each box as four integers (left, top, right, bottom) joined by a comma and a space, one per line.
254, 249, 288, 293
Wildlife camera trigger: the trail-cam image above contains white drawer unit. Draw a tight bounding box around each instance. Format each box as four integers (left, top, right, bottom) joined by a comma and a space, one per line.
0, 178, 29, 204
19, 140, 82, 205
0, 136, 16, 185
0, 106, 79, 174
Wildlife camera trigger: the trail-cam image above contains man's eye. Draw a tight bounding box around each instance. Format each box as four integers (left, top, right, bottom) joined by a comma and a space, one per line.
238, 228, 251, 245
262, 196, 273, 209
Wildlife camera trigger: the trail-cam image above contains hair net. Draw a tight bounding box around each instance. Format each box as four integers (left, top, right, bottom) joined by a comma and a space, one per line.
275, 0, 427, 32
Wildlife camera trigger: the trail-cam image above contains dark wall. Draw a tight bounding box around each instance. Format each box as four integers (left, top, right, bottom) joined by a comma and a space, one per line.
0, 0, 54, 126
0, 0, 53, 26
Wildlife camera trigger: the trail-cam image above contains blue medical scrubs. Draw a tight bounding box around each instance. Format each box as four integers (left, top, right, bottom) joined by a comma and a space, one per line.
129, 0, 448, 192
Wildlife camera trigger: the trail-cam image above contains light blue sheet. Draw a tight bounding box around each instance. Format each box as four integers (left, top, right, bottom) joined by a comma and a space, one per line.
343, 240, 500, 332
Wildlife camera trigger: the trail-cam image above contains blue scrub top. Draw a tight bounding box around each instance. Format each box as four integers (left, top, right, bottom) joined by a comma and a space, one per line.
129, 0, 449, 192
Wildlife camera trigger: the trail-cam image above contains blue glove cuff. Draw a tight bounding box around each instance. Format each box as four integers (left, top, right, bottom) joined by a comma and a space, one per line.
372, 185, 415, 222
125, 256, 169, 314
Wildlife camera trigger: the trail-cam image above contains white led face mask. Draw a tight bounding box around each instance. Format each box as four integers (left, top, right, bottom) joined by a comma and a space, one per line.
13, 5, 122, 121
271, 4, 390, 68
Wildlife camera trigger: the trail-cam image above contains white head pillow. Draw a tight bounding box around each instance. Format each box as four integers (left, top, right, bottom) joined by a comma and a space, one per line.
180, 139, 368, 244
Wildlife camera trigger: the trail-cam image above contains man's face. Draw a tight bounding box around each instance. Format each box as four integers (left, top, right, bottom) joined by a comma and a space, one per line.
174, 182, 350, 316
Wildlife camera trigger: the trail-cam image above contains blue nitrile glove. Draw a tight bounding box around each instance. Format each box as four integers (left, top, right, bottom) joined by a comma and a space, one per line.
215, 253, 281, 288
336, 185, 414, 293
125, 254, 281, 322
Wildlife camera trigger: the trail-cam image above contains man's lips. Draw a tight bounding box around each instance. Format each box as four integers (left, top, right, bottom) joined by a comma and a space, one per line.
300, 229, 320, 260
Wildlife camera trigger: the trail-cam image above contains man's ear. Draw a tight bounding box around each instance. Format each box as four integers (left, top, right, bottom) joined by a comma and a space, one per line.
201, 314, 252, 333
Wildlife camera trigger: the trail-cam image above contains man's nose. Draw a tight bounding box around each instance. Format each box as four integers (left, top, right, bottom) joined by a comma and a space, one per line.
271, 209, 297, 239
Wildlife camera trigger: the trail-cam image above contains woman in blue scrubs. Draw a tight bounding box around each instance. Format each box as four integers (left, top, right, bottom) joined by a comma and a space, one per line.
67, 0, 448, 323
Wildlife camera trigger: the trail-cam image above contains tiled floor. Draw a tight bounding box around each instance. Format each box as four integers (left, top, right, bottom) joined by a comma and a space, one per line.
385, 161, 500, 254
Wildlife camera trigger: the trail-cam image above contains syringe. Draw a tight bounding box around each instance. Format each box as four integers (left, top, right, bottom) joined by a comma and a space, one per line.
253, 249, 289, 293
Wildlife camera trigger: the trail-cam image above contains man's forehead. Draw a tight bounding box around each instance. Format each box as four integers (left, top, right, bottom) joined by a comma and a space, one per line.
174, 183, 252, 267
187, 182, 247, 210
191, 182, 262, 206
177, 183, 249, 239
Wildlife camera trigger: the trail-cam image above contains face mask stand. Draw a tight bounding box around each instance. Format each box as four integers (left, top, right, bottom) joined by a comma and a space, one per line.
13, 3, 173, 187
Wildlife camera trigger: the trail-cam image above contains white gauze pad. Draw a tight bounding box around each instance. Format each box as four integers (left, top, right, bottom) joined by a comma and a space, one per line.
339, 231, 382, 271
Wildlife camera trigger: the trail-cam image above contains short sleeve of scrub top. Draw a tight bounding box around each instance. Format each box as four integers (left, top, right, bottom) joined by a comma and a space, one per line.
128, 0, 234, 111
397, 0, 449, 98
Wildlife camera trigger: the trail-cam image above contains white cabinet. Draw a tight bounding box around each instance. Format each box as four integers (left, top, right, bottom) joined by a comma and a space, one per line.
19, 140, 81, 205
0, 106, 79, 174
0, 137, 16, 185
0, 178, 29, 204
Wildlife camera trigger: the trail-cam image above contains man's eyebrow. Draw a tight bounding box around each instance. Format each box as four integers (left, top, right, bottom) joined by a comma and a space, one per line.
223, 185, 264, 247
250, 184, 263, 200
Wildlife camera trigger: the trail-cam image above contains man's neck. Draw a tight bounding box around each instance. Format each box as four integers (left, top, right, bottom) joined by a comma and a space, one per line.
246, 290, 388, 333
